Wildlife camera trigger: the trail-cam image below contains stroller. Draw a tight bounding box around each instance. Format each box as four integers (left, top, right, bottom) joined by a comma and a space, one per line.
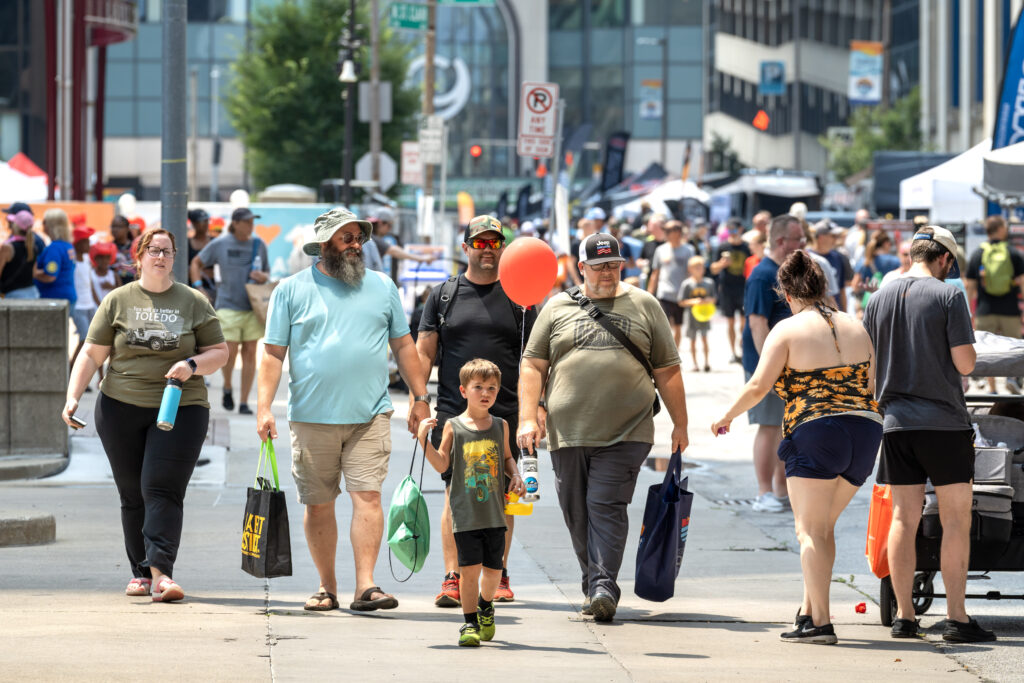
877, 332, 1024, 625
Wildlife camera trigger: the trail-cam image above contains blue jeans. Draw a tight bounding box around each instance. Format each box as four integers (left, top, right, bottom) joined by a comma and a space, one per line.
3, 285, 39, 299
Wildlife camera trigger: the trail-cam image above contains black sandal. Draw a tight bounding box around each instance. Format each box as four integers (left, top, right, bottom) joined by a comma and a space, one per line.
303, 590, 339, 611
350, 586, 399, 611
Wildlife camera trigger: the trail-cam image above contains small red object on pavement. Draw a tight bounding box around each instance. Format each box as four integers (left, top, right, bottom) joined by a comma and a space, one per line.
855, 602, 867, 613
717, 427, 727, 435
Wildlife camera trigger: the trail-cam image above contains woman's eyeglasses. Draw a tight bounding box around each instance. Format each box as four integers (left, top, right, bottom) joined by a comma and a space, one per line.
145, 247, 175, 258
470, 237, 503, 250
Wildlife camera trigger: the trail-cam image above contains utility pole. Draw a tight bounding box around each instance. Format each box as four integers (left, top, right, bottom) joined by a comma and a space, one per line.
370, 0, 381, 188
792, 0, 802, 170
189, 68, 198, 201
660, 36, 668, 168
881, 0, 892, 107
339, 0, 360, 207
162, 0, 188, 282
423, 1, 436, 201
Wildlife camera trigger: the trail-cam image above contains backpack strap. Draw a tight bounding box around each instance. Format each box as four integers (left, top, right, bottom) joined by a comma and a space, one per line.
436, 275, 460, 330
566, 286, 654, 377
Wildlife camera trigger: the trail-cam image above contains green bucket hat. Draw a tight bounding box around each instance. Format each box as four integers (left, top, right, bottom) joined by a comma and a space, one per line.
303, 207, 373, 256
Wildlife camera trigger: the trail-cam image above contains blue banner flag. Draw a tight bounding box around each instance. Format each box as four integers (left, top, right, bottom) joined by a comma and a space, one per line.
992, 7, 1024, 150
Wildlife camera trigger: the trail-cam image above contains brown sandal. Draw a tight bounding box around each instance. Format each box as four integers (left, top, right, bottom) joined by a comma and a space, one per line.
303, 590, 339, 611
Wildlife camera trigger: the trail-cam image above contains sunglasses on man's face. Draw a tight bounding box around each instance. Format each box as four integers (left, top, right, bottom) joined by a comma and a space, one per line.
469, 237, 503, 250
336, 231, 365, 245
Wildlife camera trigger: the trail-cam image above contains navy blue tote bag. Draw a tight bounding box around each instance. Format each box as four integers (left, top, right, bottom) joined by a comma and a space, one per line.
634, 449, 693, 602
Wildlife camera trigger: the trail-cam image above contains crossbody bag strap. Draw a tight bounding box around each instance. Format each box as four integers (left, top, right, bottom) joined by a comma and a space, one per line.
566, 286, 654, 376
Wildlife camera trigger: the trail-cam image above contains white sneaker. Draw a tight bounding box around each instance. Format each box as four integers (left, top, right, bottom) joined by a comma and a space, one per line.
751, 492, 785, 512
776, 494, 791, 508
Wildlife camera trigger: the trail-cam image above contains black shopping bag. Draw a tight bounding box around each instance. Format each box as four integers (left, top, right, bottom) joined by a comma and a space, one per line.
634, 449, 693, 602
241, 440, 292, 578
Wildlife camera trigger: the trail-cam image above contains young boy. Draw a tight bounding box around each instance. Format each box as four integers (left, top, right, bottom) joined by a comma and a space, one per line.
418, 359, 525, 647
678, 255, 716, 372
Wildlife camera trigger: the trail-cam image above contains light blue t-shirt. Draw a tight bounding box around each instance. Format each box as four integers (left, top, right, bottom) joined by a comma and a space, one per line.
264, 265, 410, 424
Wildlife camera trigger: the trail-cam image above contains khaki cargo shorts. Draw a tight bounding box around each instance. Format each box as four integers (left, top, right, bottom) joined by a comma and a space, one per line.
289, 411, 393, 504
975, 314, 1022, 339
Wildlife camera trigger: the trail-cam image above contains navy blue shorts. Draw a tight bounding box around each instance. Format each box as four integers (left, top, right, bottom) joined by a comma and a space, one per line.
777, 415, 883, 486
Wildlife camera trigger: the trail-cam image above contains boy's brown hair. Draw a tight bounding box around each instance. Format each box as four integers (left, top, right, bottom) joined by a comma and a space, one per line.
459, 358, 501, 387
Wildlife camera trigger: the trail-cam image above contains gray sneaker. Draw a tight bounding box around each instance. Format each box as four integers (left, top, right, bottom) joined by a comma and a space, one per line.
752, 492, 785, 513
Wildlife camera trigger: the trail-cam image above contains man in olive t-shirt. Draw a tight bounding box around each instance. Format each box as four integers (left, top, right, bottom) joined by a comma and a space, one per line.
518, 233, 690, 623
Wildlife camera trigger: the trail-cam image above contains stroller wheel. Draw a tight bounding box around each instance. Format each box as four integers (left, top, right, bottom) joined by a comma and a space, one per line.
880, 576, 897, 626
912, 571, 935, 615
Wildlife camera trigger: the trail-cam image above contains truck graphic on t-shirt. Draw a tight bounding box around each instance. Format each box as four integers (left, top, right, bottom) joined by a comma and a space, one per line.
125, 324, 180, 351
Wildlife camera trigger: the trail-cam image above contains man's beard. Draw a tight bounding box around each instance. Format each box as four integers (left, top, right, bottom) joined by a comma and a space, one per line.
322, 244, 365, 285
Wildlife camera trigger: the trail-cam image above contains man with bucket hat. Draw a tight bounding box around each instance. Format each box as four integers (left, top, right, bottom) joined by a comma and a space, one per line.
256, 207, 430, 613
864, 225, 996, 643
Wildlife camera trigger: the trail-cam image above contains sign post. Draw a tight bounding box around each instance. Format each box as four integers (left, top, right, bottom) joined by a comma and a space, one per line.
517, 81, 559, 158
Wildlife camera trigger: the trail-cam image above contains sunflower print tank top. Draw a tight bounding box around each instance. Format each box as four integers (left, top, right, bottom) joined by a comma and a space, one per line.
772, 302, 880, 437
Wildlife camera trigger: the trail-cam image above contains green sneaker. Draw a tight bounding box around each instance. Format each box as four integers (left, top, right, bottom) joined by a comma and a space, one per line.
459, 623, 481, 647
477, 607, 495, 641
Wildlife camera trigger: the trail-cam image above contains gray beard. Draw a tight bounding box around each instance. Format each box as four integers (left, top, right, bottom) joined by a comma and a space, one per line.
322, 247, 365, 285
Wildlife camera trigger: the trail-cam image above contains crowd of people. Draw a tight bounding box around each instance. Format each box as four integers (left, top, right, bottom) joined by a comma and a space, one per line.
1, 195, 1016, 648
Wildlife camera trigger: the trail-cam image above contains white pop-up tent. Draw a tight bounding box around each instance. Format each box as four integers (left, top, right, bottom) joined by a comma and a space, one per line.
899, 139, 989, 221
0, 162, 48, 203
980, 140, 1024, 204
612, 178, 710, 219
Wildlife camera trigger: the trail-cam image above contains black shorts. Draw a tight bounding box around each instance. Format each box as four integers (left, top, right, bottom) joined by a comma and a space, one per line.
777, 415, 882, 487
434, 410, 518, 486
719, 287, 745, 318
877, 429, 975, 487
454, 527, 505, 569
659, 299, 685, 326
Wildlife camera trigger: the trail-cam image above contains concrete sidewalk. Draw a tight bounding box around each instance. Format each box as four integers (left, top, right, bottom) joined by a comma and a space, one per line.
0, 377, 980, 682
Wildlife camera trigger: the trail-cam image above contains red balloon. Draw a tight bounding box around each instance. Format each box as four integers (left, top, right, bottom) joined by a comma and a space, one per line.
499, 237, 557, 307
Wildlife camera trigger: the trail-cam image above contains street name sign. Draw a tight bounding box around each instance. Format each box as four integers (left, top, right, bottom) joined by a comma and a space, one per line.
517, 81, 559, 158
388, 2, 428, 30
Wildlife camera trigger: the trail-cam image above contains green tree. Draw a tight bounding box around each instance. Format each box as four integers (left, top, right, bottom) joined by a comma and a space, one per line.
708, 131, 743, 175
226, 0, 419, 191
820, 87, 923, 182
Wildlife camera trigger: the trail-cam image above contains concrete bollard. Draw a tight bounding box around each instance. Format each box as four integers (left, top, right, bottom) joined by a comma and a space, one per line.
0, 514, 57, 547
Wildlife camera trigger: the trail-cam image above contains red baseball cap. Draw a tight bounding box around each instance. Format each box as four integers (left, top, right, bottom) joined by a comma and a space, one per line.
72, 226, 95, 243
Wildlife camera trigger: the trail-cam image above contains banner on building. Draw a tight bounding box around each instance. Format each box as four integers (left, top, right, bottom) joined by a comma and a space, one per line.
758, 61, 786, 96
992, 7, 1024, 149
639, 80, 663, 120
848, 40, 883, 105
600, 131, 630, 193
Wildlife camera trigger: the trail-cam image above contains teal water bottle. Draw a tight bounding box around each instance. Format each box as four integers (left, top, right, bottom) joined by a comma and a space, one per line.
157, 378, 183, 431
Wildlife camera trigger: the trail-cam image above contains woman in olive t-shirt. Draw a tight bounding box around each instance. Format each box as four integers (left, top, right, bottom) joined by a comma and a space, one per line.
63, 229, 228, 603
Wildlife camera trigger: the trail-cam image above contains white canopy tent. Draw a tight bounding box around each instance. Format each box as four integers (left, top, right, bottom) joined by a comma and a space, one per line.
0, 162, 48, 204
612, 179, 710, 219
979, 141, 1024, 205
899, 139, 989, 221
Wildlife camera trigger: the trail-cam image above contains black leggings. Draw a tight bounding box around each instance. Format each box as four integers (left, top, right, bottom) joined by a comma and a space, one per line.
95, 392, 209, 578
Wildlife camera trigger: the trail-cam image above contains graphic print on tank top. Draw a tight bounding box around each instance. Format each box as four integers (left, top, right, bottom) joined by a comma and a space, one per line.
462, 438, 501, 503
123, 304, 184, 351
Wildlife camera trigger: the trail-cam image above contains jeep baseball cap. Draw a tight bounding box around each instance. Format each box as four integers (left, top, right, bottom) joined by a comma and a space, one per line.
303, 207, 372, 256
579, 232, 625, 265
912, 225, 961, 279
464, 215, 504, 243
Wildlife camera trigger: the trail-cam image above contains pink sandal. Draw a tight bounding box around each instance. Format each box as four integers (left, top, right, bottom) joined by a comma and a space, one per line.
152, 577, 184, 603
125, 577, 152, 596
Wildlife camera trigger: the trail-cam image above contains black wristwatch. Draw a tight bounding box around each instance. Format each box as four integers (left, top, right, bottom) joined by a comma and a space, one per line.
186, 357, 198, 375
413, 393, 433, 405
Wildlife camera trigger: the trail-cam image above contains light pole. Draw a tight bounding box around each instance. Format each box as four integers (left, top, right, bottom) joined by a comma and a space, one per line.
338, 0, 361, 207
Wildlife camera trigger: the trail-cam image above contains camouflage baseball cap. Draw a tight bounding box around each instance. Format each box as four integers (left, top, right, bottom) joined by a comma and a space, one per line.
464, 215, 504, 243
303, 207, 372, 256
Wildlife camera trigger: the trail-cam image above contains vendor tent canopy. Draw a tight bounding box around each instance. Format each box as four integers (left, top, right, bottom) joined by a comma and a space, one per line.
978, 141, 1024, 205
0, 162, 48, 203
613, 178, 710, 220
899, 139, 989, 221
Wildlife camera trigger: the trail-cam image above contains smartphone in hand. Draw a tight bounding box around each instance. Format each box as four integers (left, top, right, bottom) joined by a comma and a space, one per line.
69, 415, 87, 429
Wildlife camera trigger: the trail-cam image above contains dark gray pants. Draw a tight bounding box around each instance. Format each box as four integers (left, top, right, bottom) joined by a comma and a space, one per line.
550, 441, 651, 602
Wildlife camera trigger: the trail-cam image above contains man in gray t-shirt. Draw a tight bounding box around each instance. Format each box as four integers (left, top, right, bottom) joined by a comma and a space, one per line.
863, 226, 994, 643
647, 220, 694, 347
191, 207, 270, 414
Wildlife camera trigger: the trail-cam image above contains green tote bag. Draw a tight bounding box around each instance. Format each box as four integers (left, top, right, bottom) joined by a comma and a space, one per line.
387, 441, 430, 576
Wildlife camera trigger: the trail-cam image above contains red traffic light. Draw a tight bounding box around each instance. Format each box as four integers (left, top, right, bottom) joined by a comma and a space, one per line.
470, 144, 483, 158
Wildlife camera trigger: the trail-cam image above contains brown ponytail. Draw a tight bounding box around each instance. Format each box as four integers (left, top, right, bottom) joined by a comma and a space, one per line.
775, 250, 829, 306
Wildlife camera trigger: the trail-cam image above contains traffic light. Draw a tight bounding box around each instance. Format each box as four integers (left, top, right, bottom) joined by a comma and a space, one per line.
469, 144, 483, 158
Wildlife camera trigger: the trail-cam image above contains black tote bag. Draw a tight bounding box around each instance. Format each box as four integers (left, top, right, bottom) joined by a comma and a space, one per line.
634, 449, 693, 602
241, 440, 293, 578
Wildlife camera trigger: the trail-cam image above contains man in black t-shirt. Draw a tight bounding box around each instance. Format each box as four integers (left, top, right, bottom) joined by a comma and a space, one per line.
416, 215, 538, 608
637, 213, 667, 291
709, 218, 751, 362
